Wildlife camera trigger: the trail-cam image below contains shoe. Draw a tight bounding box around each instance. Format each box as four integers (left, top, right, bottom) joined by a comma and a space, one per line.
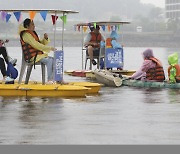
92, 59, 97, 65
117, 67, 123, 70
8, 57, 17, 66
46, 80, 56, 85
56, 80, 69, 85
4, 76, 14, 84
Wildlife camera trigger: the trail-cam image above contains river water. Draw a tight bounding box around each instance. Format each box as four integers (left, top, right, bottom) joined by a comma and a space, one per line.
1, 47, 180, 144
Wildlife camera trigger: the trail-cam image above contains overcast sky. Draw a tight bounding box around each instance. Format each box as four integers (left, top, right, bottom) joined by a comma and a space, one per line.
0, 0, 165, 9
141, 0, 165, 8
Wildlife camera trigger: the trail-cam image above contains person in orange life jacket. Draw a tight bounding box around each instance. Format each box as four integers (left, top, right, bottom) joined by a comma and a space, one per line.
84, 25, 105, 65
19, 18, 57, 84
129, 49, 165, 81
0, 39, 16, 83
168, 52, 180, 83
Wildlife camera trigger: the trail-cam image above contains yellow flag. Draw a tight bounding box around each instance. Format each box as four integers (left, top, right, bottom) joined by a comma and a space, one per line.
83, 26, 88, 32
29, 11, 36, 20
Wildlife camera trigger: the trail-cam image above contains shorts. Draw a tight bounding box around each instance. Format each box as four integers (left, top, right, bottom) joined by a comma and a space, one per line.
86, 48, 100, 57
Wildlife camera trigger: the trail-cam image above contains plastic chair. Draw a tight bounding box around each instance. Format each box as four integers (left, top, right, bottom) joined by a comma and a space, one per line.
18, 51, 46, 85
85, 47, 105, 70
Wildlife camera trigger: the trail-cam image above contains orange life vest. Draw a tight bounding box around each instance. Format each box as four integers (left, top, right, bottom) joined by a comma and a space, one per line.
146, 57, 165, 81
90, 32, 102, 48
168, 64, 180, 82
106, 38, 112, 48
20, 30, 43, 63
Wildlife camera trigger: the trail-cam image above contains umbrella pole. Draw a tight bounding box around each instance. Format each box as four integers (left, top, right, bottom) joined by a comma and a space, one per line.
53, 11, 57, 48
121, 24, 124, 45
62, 12, 65, 51
81, 26, 84, 70
53, 11, 57, 82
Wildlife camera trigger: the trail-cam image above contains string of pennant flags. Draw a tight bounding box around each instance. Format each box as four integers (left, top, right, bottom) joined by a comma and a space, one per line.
0, 10, 67, 25
74, 24, 120, 33
1, 10, 122, 32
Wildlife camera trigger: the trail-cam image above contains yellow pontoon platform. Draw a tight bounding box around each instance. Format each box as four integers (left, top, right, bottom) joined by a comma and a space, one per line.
0, 82, 101, 97
64, 70, 136, 79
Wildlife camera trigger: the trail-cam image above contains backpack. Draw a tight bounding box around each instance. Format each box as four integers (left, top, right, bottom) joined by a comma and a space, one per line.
6, 63, 18, 79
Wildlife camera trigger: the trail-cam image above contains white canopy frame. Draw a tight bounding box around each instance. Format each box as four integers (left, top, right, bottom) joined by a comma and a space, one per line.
1, 9, 79, 50
75, 21, 131, 70
0, 9, 79, 82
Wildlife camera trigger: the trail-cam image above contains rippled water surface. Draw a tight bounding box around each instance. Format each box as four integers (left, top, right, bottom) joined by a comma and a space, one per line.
1, 47, 180, 144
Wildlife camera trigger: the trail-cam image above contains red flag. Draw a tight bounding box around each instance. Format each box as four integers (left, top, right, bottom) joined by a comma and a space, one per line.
51, 15, 58, 25
78, 26, 80, 31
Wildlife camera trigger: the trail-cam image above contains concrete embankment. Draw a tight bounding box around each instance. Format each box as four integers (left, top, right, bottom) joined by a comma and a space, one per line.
4, 31, 180, 48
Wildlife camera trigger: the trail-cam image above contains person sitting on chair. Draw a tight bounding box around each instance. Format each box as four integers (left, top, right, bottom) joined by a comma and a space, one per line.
18, 18, 57, 84
84, 25, 105, 65
0, 39, 17, 83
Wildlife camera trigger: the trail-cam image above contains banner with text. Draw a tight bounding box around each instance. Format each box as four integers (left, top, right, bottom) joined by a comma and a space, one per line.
105, 48, 123, 69
54, 50, 64, 82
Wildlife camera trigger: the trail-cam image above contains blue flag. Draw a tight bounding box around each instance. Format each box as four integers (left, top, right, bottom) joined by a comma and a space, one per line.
13, 11, 21, 22
40, 10, 48, 21
6, 14, 11, 23
101, 25, 105, 31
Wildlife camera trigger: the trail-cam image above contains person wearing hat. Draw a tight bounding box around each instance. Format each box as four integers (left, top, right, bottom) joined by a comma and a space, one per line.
84, 25, 105, 65
168, 52, 180, 83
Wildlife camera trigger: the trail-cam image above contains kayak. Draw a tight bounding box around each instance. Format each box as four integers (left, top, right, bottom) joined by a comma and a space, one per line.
122, 79, 180, 89
93, 69, 122, 87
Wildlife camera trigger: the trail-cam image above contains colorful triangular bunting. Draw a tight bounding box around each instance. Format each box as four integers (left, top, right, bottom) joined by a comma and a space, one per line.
83, 26, 88, 32
60, 15, 67, 24
78, 26, 80, 32
93, 22, 96, 29
1, 11, 7, 21
6, 14, 11, 23
40, 10, 48, 21
101, 25, 105, 31
51, 15, 58, 25
118, 25, 120, 31
13, 11, 21, 22
115, 25, 117, 31
29, 11, 36, 20
108, 25, 111, 32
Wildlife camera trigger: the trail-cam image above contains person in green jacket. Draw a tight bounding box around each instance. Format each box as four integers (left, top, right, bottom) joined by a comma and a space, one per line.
168, 52, 180, 83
